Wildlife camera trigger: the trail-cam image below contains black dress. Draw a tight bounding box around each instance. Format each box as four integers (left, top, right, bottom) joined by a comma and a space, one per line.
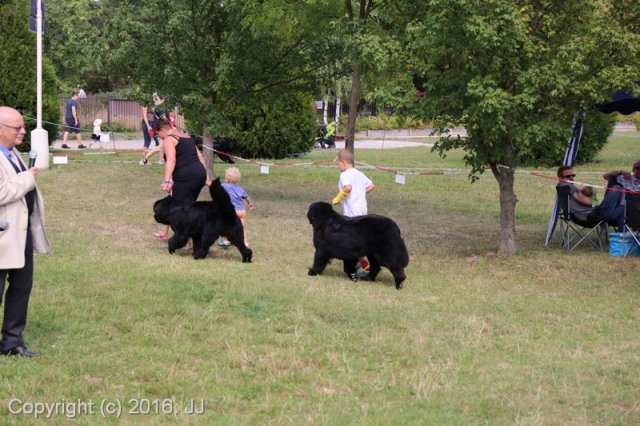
169, 135, 206, 202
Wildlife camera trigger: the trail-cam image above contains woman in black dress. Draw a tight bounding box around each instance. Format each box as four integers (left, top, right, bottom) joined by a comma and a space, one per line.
152, 118, 209, 240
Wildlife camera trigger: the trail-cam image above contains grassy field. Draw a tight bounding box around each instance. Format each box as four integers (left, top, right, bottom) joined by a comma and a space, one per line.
1, 133, 639, 425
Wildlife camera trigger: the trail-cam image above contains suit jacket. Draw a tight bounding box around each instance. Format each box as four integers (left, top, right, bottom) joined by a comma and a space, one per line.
0, 148, 50, 269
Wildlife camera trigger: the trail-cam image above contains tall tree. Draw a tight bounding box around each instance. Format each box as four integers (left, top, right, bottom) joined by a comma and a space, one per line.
400, 0, 640, 254
0, 0, 60, 146
339, 0, 393, 154
97, 0, 343, 164
46, 0, 115, 92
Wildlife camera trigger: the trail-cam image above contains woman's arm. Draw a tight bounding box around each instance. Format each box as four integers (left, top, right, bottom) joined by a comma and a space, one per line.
603, 169, 630, 180
160, 137, 177, 193
142, 106, 151, 129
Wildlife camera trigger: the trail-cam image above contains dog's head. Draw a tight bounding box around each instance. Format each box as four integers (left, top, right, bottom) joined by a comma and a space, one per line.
153, 196, 175, 225
307, 202, 336, 226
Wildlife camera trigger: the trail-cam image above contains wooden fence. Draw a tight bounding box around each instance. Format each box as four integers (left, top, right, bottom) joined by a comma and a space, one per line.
58, 95, 185, 132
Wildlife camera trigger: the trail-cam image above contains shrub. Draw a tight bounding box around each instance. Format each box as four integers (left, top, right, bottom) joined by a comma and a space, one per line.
577, 112, 617, 164
351, 113, 428, 132
225, 93, 317, 159
518, 110, 616, 167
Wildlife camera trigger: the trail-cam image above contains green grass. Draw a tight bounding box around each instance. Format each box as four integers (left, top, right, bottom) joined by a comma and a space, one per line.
1, 134, 639, 425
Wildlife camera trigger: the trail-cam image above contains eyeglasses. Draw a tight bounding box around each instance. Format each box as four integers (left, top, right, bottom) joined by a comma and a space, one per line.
562, 174, 576, 178
0, 122, 26, 131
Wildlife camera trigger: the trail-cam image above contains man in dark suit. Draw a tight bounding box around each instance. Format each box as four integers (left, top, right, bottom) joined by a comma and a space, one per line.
0, 106, 49, 357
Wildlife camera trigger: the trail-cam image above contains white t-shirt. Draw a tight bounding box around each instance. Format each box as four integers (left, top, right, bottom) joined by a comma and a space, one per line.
338, 168, 373, 217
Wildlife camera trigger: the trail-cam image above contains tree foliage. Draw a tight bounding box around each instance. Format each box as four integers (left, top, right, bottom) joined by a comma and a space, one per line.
227, 92, 318, 159
77, 0, 341, 158
0, 0, 60, 148
45, 0, 114, 92
398, 0, 640, 253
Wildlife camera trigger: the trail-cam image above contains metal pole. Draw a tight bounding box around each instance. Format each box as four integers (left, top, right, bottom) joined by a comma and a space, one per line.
30, 0, 50, 168
36, 0, 42, 129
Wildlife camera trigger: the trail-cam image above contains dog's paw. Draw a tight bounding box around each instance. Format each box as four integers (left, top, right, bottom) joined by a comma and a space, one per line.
168, 247, 175, 254
394, 274, 406, 290
308, 268, 319, 276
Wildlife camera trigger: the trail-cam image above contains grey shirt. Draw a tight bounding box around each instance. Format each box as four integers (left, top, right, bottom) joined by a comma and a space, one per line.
558, 182, 592, 221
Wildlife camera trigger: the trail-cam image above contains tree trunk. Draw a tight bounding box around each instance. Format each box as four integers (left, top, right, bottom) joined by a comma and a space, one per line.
335, 79, 342, 128
323, 92, 329, 125
345, 60, 361, 153
490, 163, 518, 254
202, 124, 214, 178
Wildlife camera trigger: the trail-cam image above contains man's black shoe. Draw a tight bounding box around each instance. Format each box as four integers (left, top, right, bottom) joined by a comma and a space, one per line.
1, 346, 39, 357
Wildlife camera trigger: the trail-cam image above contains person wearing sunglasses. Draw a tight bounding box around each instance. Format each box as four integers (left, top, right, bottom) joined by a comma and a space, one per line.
0, 106, 50, 357
556, 165, 594, 222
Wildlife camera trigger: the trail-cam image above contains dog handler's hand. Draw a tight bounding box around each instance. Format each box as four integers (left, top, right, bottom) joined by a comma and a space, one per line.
161, 179, 173, 193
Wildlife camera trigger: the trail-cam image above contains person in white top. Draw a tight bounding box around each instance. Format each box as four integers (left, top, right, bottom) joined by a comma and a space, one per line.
332, 149, 375, 272
333, 149, 375, 216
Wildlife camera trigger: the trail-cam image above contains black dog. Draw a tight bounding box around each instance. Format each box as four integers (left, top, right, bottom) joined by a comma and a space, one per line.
153, 178, 252, 262
194, 136, 236, 163
307, 202, 408, 289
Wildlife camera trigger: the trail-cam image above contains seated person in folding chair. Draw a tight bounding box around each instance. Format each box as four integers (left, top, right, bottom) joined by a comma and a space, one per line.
602, 159, 640, 192
556, 166, 593, 222
587, 159, 640, 231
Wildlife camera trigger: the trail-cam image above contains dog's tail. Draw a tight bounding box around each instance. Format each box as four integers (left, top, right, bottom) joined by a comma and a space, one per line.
210, 177, 237, 225
392, 222, 409, 268
399, 237, 409, 268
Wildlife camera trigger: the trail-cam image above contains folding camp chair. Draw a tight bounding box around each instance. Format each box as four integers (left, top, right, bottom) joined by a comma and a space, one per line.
556, 185, 608, 250
621, 192, 640, 256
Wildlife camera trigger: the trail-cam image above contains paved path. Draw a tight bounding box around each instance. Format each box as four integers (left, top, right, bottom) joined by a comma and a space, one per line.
49, 122, 636, 152
50, 135, 432, 151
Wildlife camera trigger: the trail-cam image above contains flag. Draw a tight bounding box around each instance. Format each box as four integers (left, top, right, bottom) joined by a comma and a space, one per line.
29, 0, 46, 34
544, 115, 585, 246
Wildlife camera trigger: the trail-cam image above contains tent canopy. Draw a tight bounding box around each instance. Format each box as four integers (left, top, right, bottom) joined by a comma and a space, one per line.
597, 85, 640, 115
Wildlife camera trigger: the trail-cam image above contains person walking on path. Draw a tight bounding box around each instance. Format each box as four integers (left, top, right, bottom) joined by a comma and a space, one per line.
140, 92, 167, 165
61, 91, 86, 149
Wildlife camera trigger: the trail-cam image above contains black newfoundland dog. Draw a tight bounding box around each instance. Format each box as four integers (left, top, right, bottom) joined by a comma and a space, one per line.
153, 178, 252, 262
307, 202, 409, 289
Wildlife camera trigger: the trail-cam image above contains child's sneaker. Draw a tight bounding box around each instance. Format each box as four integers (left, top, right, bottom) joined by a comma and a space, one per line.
359, 259, 370, 272
356, 266, 369, 279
